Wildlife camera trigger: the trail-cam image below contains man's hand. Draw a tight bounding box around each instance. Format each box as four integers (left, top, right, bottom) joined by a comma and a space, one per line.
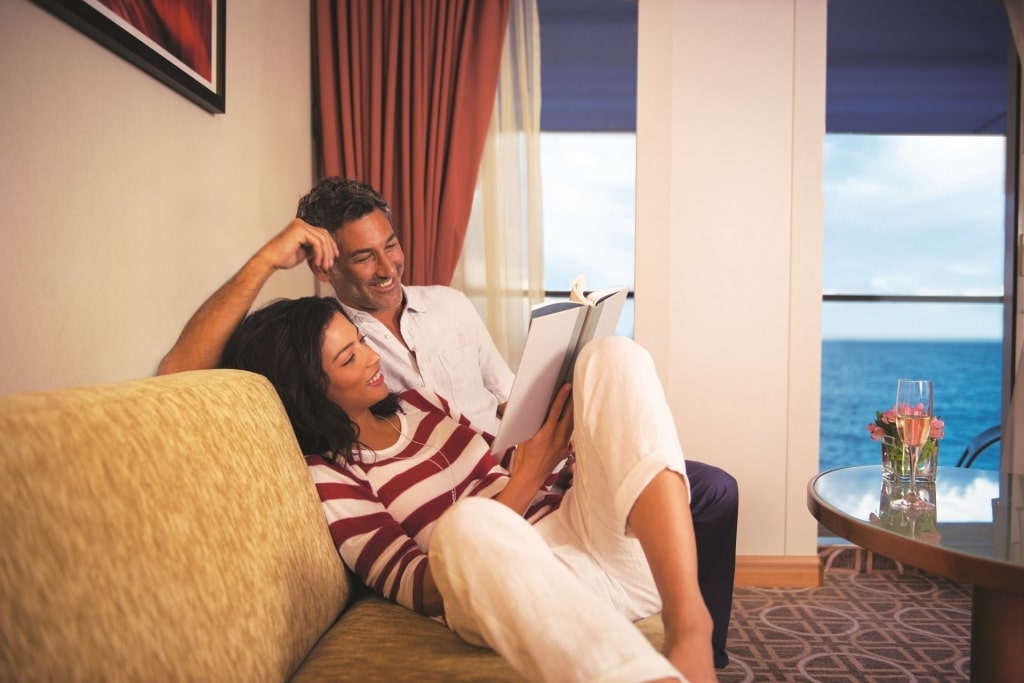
251, 218, 339, 278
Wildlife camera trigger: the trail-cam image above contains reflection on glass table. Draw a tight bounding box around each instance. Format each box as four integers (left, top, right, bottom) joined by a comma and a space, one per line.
870, 478, 940, 544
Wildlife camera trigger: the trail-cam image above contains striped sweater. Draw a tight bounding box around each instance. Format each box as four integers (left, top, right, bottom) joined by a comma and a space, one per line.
305, 388, 563, 613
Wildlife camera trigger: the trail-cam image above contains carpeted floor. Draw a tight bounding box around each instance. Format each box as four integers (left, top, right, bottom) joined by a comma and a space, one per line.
716, 546, 973, 682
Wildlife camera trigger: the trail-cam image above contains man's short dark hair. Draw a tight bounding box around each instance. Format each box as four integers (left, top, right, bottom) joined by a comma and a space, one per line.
296, 177, 393, 232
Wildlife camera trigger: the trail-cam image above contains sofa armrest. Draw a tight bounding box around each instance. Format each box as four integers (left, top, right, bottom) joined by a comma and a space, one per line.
0, 370, 350, 681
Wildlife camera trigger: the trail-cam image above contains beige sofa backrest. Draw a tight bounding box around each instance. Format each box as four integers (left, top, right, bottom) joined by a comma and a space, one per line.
0, 370, 349, 682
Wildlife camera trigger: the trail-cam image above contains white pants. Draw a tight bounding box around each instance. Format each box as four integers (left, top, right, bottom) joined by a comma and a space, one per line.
430, 336, 690, 683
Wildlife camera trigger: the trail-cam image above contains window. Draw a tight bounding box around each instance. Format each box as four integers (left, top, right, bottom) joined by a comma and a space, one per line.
820, 134, 1006, 471
819, 0, 1012, 473
537, 0, 637, 337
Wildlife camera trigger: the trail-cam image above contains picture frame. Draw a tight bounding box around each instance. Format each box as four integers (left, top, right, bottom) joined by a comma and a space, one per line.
31, 0, 226, 114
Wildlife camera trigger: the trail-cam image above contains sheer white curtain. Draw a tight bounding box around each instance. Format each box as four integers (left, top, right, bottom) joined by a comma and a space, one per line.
451, 0, 544, 368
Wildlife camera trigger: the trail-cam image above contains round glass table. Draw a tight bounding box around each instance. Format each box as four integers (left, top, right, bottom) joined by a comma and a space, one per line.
807, 465, 1024, 683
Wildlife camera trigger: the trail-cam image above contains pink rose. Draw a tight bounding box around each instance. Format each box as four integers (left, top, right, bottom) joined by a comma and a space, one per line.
929, 418, 945, 440
867, 423, 886, 441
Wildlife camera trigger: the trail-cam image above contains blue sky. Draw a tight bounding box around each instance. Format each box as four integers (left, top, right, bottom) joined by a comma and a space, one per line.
542, 133, 1007, 340
541, 133, 638, 292
822, 135, 1005, 340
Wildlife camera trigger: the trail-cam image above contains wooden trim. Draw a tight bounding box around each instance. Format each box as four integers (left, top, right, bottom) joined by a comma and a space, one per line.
734, 555, 822, 587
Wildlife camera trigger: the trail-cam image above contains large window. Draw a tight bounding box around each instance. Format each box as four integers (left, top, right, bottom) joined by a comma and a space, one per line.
820, 135, 1006, 471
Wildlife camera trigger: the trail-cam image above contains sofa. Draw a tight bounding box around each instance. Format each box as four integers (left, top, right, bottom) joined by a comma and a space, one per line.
0, 369, 664, 681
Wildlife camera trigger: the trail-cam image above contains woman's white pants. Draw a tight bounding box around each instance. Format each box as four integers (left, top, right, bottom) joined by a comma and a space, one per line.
429, 336, 690, 683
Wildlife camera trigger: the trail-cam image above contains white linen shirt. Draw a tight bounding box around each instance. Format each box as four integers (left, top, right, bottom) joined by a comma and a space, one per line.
339, 285, 515, 435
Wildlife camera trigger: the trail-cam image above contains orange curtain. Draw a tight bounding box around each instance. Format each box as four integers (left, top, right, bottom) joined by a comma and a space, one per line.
313, 0, 511, 285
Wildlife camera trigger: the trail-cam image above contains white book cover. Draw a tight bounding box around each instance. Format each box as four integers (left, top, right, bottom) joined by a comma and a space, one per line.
491, 276, 627, 454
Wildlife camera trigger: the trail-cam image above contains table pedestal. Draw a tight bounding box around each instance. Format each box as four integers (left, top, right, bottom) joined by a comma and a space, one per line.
970, 585, 1024, 683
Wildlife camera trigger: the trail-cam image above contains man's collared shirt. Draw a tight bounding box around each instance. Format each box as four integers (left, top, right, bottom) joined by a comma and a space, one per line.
339, 285, 514, 435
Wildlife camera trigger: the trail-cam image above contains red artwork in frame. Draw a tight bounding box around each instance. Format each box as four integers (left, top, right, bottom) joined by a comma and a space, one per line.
32, 0, 226, 113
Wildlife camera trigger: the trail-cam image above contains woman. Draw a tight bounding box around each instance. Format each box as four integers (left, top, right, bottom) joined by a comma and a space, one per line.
221, 296, 716, 683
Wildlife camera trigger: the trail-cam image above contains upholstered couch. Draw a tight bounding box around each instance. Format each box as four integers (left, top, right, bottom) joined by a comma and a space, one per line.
0, 369, 663, 681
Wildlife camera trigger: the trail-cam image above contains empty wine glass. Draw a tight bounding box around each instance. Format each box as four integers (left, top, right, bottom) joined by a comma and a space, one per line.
890, 379, 935, 511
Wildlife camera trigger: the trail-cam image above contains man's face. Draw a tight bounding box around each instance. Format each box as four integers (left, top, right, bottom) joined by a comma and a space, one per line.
328, 209, 406, 313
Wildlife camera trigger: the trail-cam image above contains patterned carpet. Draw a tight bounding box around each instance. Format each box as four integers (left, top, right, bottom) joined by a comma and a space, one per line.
716, 547, 973, 682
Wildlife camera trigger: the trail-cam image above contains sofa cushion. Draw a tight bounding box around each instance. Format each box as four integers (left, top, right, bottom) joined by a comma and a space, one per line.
292, 593, 525, 682
0, 370, 349, 681
291, 591, 665, 682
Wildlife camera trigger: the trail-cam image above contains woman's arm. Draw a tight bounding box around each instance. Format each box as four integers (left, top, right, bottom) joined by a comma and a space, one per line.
307, 457, 437, 614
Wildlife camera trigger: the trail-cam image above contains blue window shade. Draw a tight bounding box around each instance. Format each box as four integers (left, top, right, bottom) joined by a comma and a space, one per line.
539, 0, 637, 132
537, 0, 1008, 135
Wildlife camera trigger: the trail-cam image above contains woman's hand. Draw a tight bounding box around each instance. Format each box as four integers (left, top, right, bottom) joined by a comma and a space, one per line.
421, 563, 445, 617
494, 384, 574, 514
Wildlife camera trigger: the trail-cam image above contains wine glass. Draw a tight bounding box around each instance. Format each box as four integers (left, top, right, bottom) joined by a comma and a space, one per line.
891, 379, 935, 511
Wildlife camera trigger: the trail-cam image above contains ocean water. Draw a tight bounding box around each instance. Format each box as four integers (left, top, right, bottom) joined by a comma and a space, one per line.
820, 340, 1003, 472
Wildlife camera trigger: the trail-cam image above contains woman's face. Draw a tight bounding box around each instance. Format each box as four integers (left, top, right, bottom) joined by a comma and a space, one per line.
320, 312, 389, 415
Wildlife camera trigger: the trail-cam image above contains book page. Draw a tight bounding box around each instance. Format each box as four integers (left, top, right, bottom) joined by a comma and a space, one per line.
582, 287, 628, 340
555, 286, 628, 390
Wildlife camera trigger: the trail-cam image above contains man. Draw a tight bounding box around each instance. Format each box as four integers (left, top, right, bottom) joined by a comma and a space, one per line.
159, 178, 512, 436
158, 177, 737, 668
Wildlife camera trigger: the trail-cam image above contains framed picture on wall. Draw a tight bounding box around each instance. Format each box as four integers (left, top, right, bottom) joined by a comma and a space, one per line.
31, 0, 226, 113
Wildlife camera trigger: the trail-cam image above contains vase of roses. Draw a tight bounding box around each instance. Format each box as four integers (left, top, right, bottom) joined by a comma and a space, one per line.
868, 408, 944, 481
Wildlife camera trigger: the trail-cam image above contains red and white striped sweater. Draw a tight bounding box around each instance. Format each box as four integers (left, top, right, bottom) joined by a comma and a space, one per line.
305, 389, 563, 613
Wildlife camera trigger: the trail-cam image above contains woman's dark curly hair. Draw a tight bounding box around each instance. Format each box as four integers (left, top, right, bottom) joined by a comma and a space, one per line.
220, 296, 400, 463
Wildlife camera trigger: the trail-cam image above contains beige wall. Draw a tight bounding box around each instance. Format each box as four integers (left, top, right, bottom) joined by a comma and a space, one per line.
635, 0, 825, 558
0, 0, 314, 395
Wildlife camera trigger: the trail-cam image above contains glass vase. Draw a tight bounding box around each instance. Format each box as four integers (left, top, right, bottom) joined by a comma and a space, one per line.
881, 436, 939, 482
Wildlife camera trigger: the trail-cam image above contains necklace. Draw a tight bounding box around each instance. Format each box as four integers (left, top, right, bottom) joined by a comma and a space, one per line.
375, 414, 458, 506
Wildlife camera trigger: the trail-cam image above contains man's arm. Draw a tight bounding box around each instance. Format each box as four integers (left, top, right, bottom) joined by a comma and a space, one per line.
157, 219, 339, 375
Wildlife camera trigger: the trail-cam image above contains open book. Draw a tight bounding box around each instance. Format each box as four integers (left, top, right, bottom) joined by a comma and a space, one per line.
490, 276, 628, 453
